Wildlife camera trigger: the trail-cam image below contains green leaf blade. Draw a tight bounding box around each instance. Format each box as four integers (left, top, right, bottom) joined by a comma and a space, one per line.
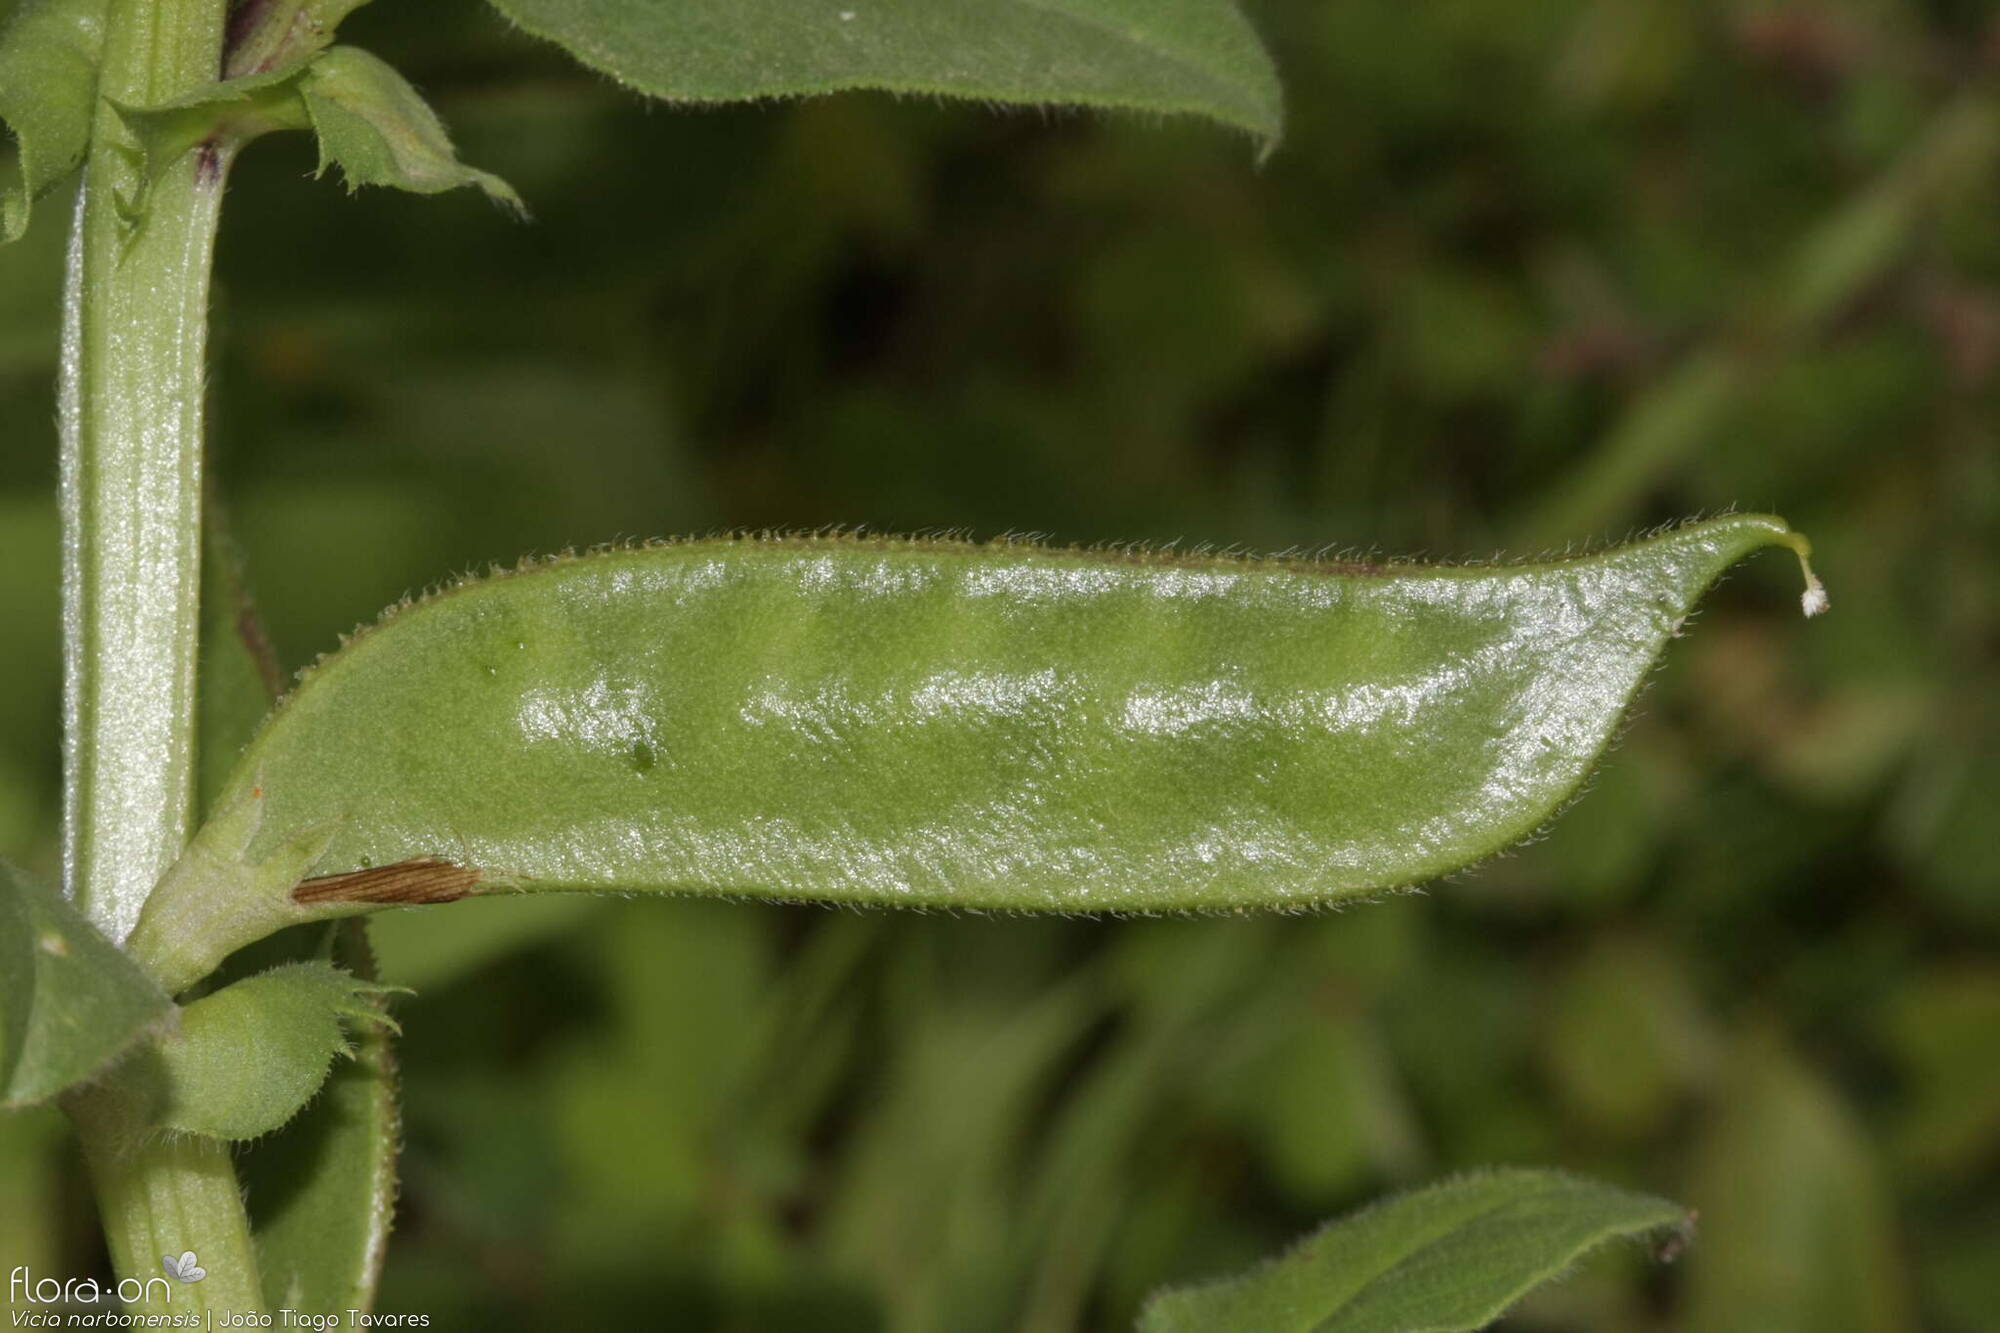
1, 862, 172, 1107
1138, 1168, 1690, 1333
135, 516, 1817, 989
141, 960, 395, 1140
300, 46, 522, 211
484, 0, 1282, 145
191, 533, 404, 1314
0, 0, 107, 244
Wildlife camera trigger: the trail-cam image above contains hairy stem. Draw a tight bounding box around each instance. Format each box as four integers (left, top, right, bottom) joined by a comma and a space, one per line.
60, 0, 264, 1315
61, 0, 230, 946
67, 1084, 267, 1319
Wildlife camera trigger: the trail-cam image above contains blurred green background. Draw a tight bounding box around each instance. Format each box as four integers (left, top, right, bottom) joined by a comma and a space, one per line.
4, 0, 1997, 1329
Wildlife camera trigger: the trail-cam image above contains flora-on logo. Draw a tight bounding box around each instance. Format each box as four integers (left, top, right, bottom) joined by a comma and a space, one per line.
10, 1265, 174, 1307
161, 1251, 207, 1284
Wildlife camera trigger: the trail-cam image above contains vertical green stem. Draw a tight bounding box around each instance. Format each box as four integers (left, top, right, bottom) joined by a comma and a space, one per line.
68, 1086, 267, 1318
61, 0, 229, 946
59, 0, 263, 1315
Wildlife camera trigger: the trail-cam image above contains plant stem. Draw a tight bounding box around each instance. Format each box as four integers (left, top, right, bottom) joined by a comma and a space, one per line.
60, 0, 265, 1315
61, 0, 230, 947
67, 1084, 268, 1319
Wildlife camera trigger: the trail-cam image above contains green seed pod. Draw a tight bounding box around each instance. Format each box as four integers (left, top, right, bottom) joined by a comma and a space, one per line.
131, 515, 1822, 992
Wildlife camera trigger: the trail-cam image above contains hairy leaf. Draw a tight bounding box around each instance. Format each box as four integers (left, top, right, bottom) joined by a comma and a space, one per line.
243, 922, 402, 1314
140, 960, 396, 1140
0, 861, 171, 1106
114, 47, 517, 214
0, 0, 108, 243
111, 67, 313, 187
133, 516, 1821, 990
192, 527, 404, 1313
299, 47, 522, 210
484, 0, 1282, 146
1138, 1168, 1691, 1333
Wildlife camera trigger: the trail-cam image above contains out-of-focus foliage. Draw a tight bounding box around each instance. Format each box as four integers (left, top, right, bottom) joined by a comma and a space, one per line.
2, 0, 1994, 1328
1138, 1168, 1688, 1332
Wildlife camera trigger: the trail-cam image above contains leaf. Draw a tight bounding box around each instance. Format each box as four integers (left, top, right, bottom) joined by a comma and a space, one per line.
483, 0, 1283, 147
0, 0, 108, 243
138, 960, 397, 1140
192, 521, 403, 1309
243, 922, 402, 1314
0, 861, 171, 1107
110, 66, 314, 187
112, 46, 519, 213
298, 46, 523, 211
131, 516, 1822, 991
1137, 1168, 1691, 1333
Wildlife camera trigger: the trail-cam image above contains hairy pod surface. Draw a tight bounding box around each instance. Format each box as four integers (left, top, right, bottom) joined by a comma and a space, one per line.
163, 515, 1817, 928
